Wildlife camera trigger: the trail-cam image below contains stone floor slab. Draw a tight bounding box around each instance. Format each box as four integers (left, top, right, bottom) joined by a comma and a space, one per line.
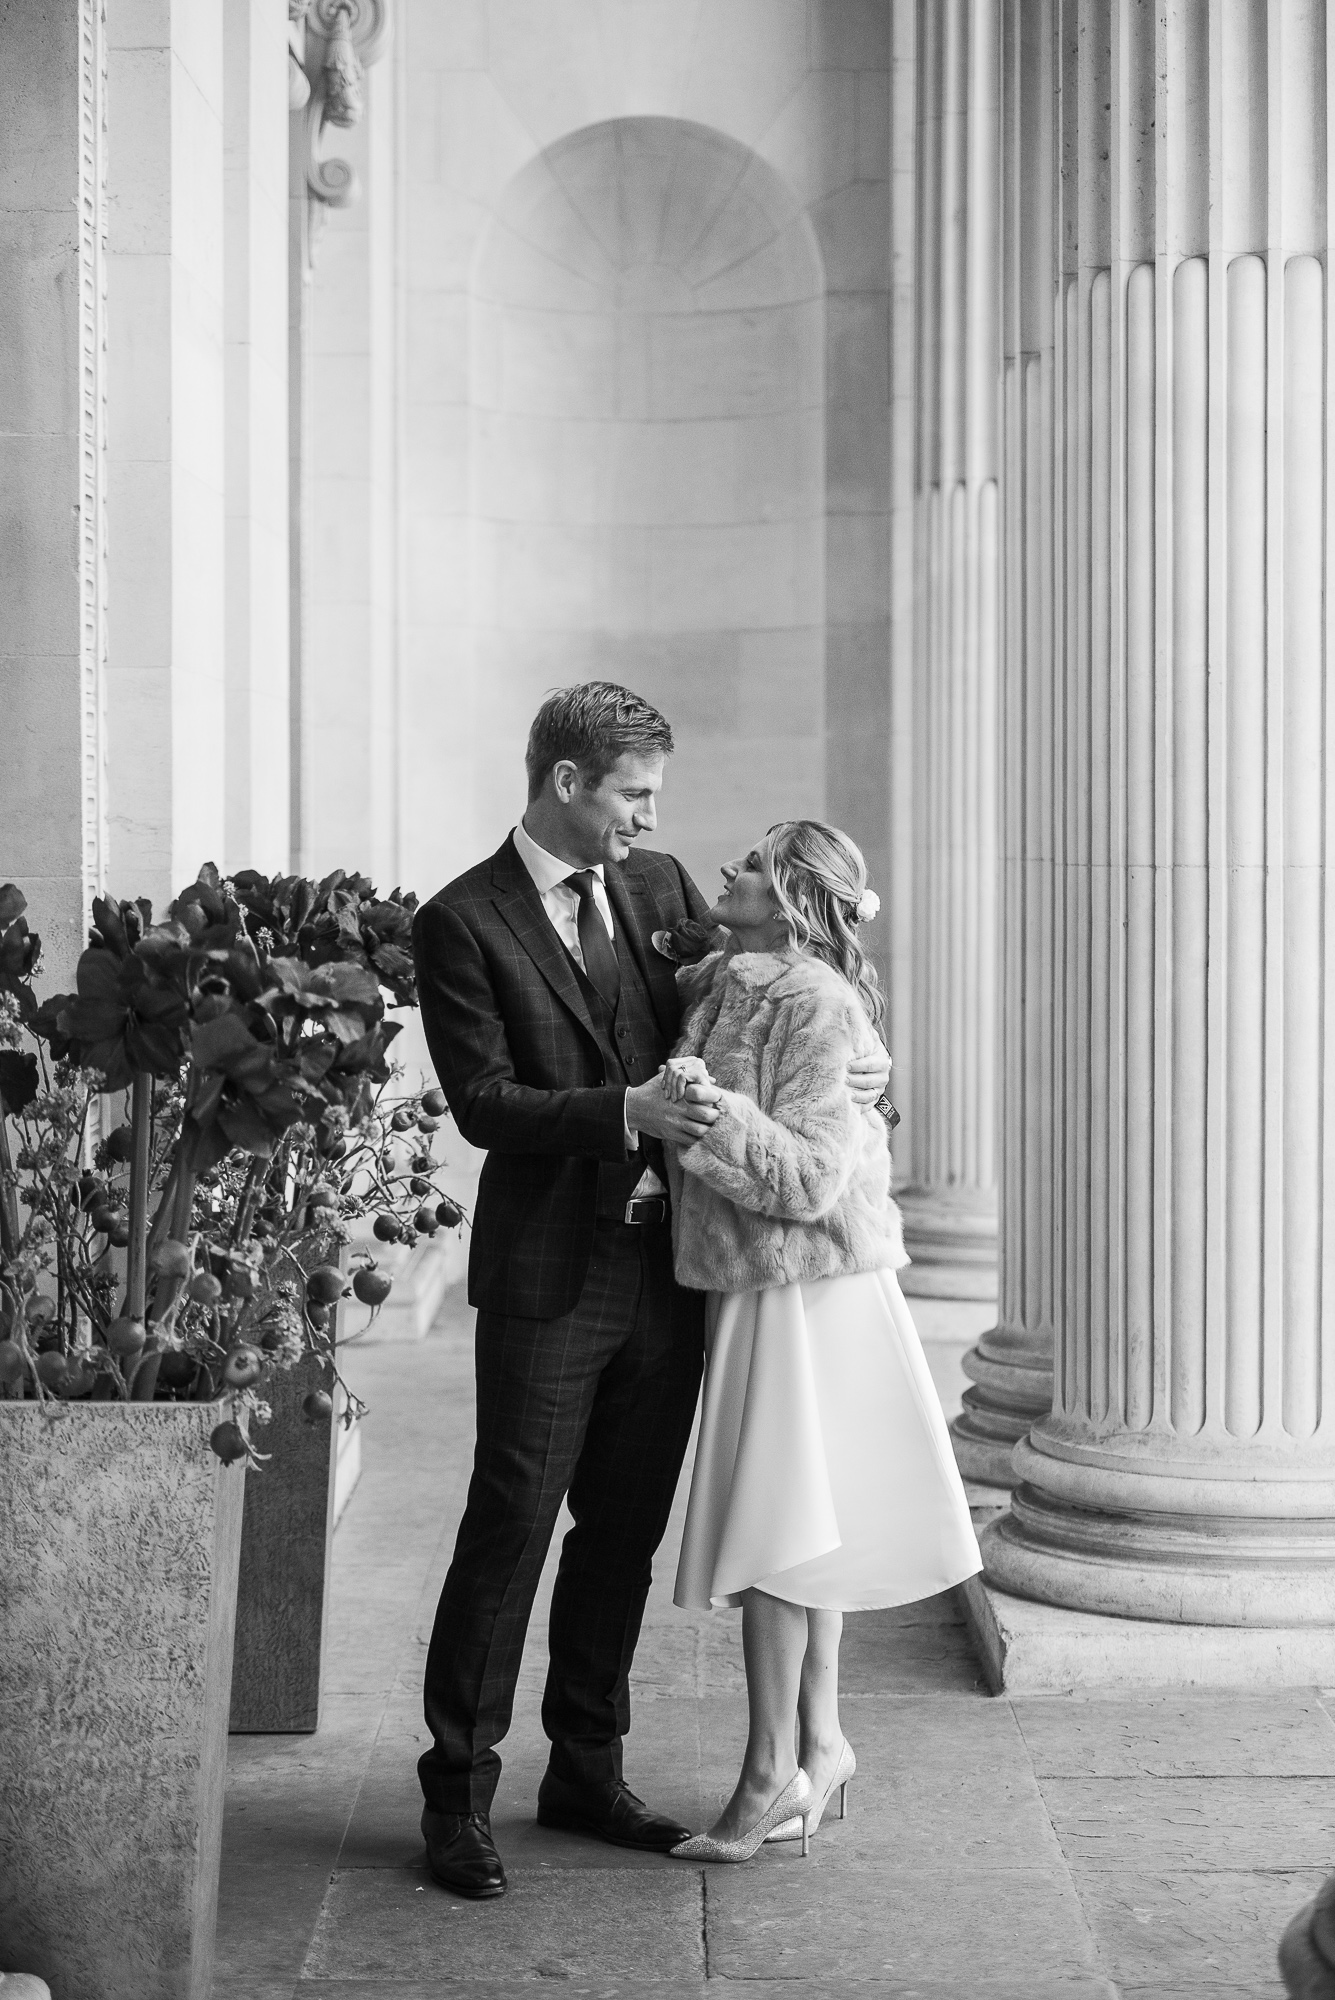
302, 1867, 705, 1983
1072, 1866, 1326, 1991
1042, 1776, 1335, 1872
296, 1982, 1116, 1998
703, 1860, 1103, 1984
1014, 1691, 1335, 1777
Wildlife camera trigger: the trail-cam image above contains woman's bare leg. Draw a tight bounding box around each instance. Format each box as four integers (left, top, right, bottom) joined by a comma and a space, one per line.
704, 1586, 806, 1840
796, 1609, 845, 1802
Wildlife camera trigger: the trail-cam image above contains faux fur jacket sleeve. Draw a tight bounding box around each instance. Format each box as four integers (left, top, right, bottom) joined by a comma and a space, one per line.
667, 947, 907, 1293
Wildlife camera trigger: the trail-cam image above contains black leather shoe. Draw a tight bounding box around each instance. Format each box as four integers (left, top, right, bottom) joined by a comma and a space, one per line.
535, 1772, 690, 1853
421, 1807, 506, 1898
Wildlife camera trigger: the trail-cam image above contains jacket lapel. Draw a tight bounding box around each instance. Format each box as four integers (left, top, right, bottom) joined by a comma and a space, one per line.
489, 836, 601, 1044
605, 859, 680, 1047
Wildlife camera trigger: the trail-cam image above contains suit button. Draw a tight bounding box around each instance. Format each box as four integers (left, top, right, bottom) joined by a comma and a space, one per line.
616, 1025, 630, 1038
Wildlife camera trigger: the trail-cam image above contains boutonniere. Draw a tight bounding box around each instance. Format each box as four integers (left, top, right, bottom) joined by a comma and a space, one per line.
651, 919, 721, 965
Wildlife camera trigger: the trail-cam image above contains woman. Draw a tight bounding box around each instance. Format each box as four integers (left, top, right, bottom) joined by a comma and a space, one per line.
661, 821, 981, 1863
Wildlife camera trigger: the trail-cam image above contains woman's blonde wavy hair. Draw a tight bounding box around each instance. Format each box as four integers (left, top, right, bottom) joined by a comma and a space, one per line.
760, 820, 884, 1032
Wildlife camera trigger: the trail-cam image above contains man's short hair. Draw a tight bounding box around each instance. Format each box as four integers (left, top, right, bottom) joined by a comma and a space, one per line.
525, 682, 674, 800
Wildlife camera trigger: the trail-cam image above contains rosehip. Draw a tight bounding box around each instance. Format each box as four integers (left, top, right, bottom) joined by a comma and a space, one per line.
221, 1343, 264, 1389
410, 1152, 432, 1172
414, 1207, 441, 1236
409, 1176, 432, 1197
79, 1173, 106, 1209
417, 1114, 440, 1133
106, 1218, 131, 1249
224, 1264, 257, 1300
107, 1316, 147, 1360
153, 1239, 192, 1280
0, 1339, 23, 1386
372, 1213, 399, 1242
35, 1350, 68, 1389
302, 1388, 335, 1423
88, 1203, 120, 1235
305, 1264, 345, 1306
210, 1420, 247, 1465
391, 1109, 414, 1132
189, 1271, 224, 1306
353, 1267, 393, 1306
421, 1087, 447, 1117
435, 1196, 465, 1230
306, 1302, 330, 1330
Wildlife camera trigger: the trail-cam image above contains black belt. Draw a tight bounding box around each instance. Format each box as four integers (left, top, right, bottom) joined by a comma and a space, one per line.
623, 1193, 668, 1226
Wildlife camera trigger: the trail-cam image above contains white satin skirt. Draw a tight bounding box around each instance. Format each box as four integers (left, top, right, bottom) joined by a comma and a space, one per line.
673, 1268, 982, 1612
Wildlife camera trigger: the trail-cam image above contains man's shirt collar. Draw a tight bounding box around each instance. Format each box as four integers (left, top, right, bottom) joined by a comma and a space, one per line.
513, 818, 606, 895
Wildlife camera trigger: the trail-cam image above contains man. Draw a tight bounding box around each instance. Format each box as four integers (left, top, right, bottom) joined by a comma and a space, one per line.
411, 682, 889, 1898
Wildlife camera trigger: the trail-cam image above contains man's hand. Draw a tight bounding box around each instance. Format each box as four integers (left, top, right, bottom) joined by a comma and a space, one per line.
848, 1047, 891, 1108
627, 1077, 722, 1145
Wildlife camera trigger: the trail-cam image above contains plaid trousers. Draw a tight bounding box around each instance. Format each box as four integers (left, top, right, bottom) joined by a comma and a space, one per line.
419, 1217, 704, 1814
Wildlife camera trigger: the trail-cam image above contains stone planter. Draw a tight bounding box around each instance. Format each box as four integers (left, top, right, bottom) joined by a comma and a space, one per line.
228, 1353, 338, 1733
0, 1400, 245, 2000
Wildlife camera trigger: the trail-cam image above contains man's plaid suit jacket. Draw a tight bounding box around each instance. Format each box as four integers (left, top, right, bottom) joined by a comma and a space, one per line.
412, 832, 709, 1319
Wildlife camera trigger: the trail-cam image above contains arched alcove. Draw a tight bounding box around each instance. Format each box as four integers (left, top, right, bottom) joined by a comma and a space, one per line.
468, 116, 825, 891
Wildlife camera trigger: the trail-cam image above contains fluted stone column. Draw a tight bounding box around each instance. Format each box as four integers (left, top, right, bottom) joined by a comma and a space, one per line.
948, 0, 1056, 1483
0, 3, 108, 988
983, 0, 1335, 1626
899, 0, 1000, 1301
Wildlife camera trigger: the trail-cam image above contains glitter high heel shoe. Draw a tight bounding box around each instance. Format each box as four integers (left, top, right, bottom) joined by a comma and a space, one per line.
669, 1769, 815, 1862
765, 1738, 856, 1843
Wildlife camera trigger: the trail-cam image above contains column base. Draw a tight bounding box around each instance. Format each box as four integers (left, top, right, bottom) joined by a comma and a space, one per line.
958, 1574, 1335, 1693
897, 1186, 997, 1300
981, 1492, 1335, 1628
948, 1323, 1053, 1486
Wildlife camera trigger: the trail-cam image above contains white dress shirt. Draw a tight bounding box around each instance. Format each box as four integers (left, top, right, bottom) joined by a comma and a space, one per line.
512, 818, 615, 969
512, 820, 641, 1153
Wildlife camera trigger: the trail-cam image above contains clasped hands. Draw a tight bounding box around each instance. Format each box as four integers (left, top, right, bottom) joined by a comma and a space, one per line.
625, 1047, 892, 1148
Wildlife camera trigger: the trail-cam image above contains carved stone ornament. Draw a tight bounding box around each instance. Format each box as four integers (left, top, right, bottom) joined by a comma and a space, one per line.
297, 0, 387, 213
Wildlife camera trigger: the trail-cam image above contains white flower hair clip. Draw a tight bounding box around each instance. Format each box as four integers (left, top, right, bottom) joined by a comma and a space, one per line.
854, 889, 880, 925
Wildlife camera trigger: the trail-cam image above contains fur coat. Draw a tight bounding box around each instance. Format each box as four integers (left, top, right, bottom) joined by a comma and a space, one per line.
666, 945, 908, 1294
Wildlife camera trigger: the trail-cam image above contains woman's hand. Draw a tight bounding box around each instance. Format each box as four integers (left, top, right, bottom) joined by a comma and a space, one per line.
662, 1055, 714, 1102
627, 1075, 723, 1146
847, 1048, 891, 1107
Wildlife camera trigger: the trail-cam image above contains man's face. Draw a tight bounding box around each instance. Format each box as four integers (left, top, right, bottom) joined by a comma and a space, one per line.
560, 751, 663, 866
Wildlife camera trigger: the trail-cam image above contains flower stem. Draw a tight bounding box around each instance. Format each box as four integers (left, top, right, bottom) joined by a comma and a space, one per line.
124, 1071, 152, 1321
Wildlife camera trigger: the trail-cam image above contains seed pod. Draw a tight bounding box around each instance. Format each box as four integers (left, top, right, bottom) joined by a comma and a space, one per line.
435, 1196, 465, 1230
353, 1267, 393, 1306
188, 1270, 224, 1306
221, 1343, 264, 1389
152, 1238, 192, 1281
305, 1263, 345, 1306
302, 1388, 335, 1424
210, 1420, 248, 1465
106, 1316, 147, 1360
414, 1206, 441, 1236
421, 1087, 447, 1117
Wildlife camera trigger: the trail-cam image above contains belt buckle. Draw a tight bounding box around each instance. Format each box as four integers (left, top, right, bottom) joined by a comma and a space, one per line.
624, 1195, 668, 1227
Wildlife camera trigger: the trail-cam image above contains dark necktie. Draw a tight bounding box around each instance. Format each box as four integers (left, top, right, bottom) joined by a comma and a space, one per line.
564, 871, 621, 1014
